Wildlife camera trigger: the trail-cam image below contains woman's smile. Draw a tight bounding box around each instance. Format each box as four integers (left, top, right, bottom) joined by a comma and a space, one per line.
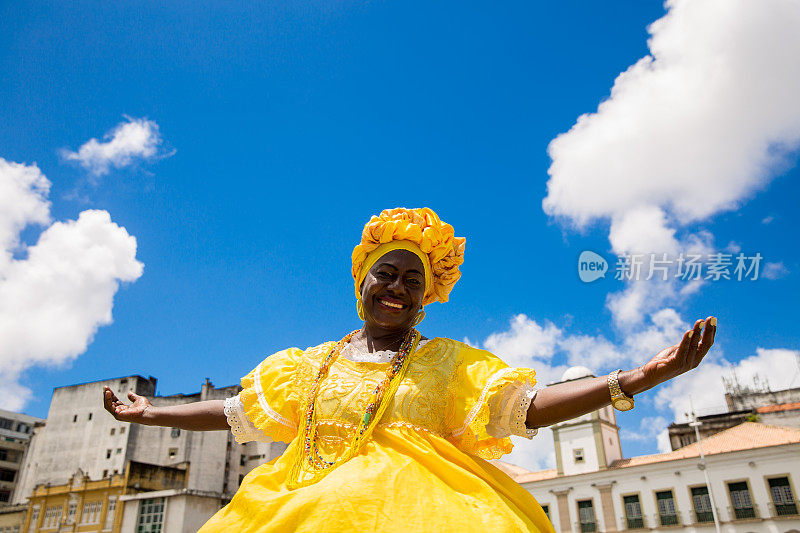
376, 296, 407, 310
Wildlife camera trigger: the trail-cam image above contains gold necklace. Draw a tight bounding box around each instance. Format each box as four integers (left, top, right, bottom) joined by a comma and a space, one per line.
288, 328, 421, 488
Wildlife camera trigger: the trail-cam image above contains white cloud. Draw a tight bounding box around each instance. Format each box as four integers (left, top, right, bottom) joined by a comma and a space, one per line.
654, 347, 800, 423
61, 117, 168, 176
543, 0, 800, 326
762, 261, 789, 280
504, 428, 557, 472
620, 415, 669, 445
0, 159, 143, 411
0, 159, 51, 272
761, 216, 775, 225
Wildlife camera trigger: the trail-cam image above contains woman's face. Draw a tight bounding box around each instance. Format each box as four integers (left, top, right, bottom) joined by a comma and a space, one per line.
360, 249, 426, 331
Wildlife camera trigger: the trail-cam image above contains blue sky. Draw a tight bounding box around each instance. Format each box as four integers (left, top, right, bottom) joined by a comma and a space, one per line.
2, 1, 799, 470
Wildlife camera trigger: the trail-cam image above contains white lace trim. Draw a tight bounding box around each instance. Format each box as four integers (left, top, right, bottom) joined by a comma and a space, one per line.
224, 395, 271, 444
451, 368, 538, 440
340, 338, 430, 363
486, 381, 538, 439
253, 359, 297, 430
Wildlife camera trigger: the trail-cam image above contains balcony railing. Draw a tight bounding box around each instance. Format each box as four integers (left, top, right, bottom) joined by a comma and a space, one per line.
768, 501, 800, 518
576, 520, 597, 532
620, 514, 646, 529
728, 503, 759, 520
657, 512, 680, 526
692, 509, 715, 524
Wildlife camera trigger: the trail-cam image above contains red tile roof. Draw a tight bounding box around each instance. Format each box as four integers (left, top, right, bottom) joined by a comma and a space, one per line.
612, 422, 800, 468
757, 401, 800, 414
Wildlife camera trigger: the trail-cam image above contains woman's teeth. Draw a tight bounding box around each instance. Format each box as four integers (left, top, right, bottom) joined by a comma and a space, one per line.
379, 299, 404, 309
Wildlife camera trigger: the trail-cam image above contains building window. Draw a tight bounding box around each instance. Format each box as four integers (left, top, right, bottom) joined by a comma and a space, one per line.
768, 477, 798, 517
103, 469, 109, 478
623, 494, 644, 529
136, 497, 165, 533
171, 428, 180, 438
577, 499, 597, 532
0, 449, 18, 462
541, 504, 550, 522
691, 486, 714, 523
573, 448, 585, 463
42, 506, 63, 529
116, 448, 122, 454
28, 506, 40, 533
73, 414, 77, 422
168, 448, 178, 459
656, 490, 679, 526
0, 468, 15, 482
0, 489, 10, 502
105, 498, 117, 530
66, 502, 77, 524
0, 418, 12, 430
106, 449, 112, 459
81, 501, 102, 524
88, 412, 93, 420
728, 481, 756, 519
110, 428, 115, 435
120, 427, 126, 434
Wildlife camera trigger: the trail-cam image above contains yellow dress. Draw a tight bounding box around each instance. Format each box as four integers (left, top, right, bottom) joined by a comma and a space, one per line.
200, 338, 554, 532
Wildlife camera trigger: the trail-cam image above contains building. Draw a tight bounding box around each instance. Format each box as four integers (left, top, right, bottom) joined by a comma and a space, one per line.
22, 461, 189, 533
668, 379, 800, 451
496, 368, 800, 533
13, 376, 285, 532
0, 409, 43, 506
0, 503, 27, 533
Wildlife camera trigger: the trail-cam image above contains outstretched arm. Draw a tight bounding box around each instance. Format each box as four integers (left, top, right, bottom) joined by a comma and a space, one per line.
103, 387, 229, 431
526, 316, 716, 429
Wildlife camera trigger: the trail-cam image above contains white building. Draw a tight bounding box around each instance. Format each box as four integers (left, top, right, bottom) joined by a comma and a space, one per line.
496, 369, 800, 533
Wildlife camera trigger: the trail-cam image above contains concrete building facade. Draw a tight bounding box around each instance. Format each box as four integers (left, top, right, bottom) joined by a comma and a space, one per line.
0, 409, 43, 507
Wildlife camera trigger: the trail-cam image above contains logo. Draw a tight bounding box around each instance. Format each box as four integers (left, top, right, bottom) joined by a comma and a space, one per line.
578, 251, 608, 283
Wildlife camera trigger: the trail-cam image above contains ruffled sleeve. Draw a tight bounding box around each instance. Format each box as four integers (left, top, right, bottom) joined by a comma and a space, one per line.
447, 345, 537, 459
236, 347, 304, 444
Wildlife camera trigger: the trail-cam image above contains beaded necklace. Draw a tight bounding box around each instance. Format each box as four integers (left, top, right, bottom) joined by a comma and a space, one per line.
288, 328, 421, 489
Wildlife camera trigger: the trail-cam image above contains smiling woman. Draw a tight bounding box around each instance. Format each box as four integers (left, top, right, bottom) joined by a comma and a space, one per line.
102, 207, 716, 533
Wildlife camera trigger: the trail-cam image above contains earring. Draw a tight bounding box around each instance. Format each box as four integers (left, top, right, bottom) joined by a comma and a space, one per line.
356, 299, 365, 321
411, 310, 425, 326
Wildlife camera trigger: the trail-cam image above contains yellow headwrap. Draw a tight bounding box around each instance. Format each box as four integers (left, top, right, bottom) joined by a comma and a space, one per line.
352, 207, 466, 306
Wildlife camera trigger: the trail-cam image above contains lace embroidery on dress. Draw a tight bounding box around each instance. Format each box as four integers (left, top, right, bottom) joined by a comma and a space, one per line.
485, 381, 538, 439
340, 337, 430, 363
224, 395, 271, 444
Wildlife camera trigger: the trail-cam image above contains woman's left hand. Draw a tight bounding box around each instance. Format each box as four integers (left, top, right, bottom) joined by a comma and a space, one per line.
626, 316, 716, 396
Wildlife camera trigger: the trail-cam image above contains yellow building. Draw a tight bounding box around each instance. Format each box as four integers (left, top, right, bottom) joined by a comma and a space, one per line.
22, 461, 187, 533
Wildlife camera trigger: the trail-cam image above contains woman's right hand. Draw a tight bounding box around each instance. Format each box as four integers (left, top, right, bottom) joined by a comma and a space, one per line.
103, 386, 154, 424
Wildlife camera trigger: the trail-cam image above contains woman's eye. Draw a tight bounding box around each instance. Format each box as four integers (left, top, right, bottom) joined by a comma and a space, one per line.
377, 272, 392, 279
407, 278, 421, 286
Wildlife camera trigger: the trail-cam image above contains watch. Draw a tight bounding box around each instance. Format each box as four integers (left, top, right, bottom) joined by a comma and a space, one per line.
608, 369, 635, 411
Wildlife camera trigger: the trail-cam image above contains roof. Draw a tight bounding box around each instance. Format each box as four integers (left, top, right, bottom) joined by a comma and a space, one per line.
612, 422, 800, 468
503, 422, 800, 483
757, 401, 800, 414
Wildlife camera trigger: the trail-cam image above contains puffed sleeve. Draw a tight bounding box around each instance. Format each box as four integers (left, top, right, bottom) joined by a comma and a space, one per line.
447, 345, 538, 459
228, 347, 304, 444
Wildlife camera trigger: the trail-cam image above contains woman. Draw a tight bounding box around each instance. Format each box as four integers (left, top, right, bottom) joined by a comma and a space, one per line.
103, 207, 716, 532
